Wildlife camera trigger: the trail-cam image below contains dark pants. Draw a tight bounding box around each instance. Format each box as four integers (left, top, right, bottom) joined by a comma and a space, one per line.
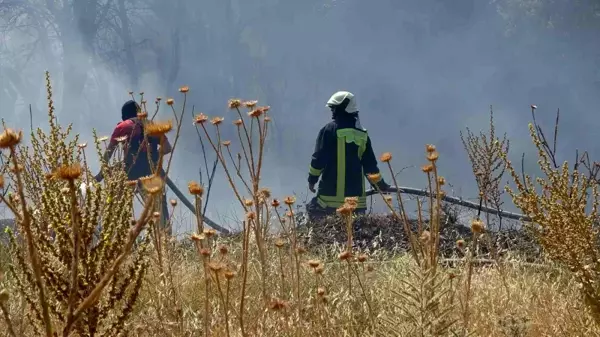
306, 196, 366, 222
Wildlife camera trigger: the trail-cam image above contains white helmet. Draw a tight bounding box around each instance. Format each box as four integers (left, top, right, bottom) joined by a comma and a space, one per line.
326, 91, 359, 113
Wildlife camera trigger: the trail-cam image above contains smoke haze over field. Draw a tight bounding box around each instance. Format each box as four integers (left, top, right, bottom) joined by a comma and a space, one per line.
1, 0, 600, 233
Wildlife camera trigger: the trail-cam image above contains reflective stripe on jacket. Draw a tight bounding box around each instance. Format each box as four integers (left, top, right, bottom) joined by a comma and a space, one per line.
307, 118, 382, 209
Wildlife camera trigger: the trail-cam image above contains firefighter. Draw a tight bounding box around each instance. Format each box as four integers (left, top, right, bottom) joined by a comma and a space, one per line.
94, 100, 172, 231
306, 90, 391, 221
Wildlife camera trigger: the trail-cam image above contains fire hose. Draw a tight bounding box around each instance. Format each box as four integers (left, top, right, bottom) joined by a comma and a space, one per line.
365, 186, 531, 222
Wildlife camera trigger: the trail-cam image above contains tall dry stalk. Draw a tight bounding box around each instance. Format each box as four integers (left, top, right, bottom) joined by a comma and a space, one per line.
0, 72, 169, 336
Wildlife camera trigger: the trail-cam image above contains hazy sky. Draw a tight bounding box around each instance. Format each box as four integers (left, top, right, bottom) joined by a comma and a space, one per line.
1, 0, 599, 233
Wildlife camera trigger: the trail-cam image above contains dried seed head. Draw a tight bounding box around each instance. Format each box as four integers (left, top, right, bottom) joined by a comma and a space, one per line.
125, 180, 138, 187
317, 287, 326, 296
194, 113, 209, 125
56, 163, 82, 181
211, 117, 224, 125
222, 140, 231, 146
284, 196, 296, 205
244, 100, 258, 108
246, 211, 256, 220
314, 265, 324, 274
421, 164, 433, 173
336, 205, 353, 216
264, 116, 272, 122
191, 233, 205, 242
260, 188, 271, 199
426, 144, 436, 153
200, 248, 211, 256
248, 109, 263, 118
456, 239, 465, 249
271, 199, 280, 207
357, 254, 368, 263
244, 199, 254, 207
437, 176, 446, 185
219, 245, 228, 255
274, 239, 285, 248
228, 99, 242, 109
208, 262, 223, 272
204, 228, 217, 238
384, 195, 393, 203
166, 98, 174, 106
367, 173, 382, 183
140, 175, 164, 194
137, 111, 148, 119
145, 120, 173, 136
0, 128, 22, 148
531, 104, 537, 110
471, 219, 484, 234
152, 211, 161, 219
77, 143, 87, 149
233, 119, 243, 126
366, 265, 374, 272
188, 181, 204, 196
338, 251, 352, 261
448, 272, 457, 280
344, 197, 358, 208
427, 151, 439, 162
269, 298, 288, 311
308, 260, 321, 268
224, 270, 236, 279
286, 210, 294, 218
296, 246, 307, 255
179, 86, 190, 93
98, 136, 109, 142
380, 152, 392, 162
420, 230, 431, 244
170, 199, 177, 207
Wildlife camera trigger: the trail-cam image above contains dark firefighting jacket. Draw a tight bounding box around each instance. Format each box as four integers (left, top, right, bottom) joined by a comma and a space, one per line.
307, 117, 384, 210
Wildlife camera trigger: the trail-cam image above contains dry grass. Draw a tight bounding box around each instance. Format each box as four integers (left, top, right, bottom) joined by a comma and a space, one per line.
0, 78, 600, 336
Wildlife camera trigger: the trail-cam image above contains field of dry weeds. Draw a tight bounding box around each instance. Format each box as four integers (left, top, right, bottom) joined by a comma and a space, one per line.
1, 75, 600, 336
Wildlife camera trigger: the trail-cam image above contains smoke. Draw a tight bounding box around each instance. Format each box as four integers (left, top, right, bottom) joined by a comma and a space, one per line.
1, 0, 599, 233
